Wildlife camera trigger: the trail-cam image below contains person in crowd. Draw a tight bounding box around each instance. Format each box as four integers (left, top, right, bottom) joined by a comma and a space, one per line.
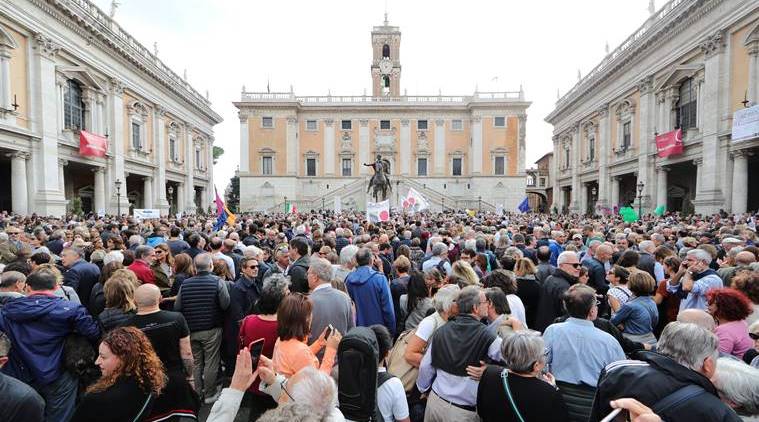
535, 245, 555, 284
174, 253, 231, 404
544, 284, 625, 421
0, 270, 100, 421
333, 244, 359, 283
0, 271, 26, 307
345, 247, 396, 335
638, 240, 663, 282
152, 243, 173, 293
404, 284, 461, 368
668, 248, 724, 311
167, 252, 195, 304
707, 288, 754, 359
0, 331, 45, 422
231, 256, 262, 318
421, 242, 452, 276
167, 226, 190, 256
128, 245, 157, 285
370, 324, 411, 422
409, 238, 425, 270
71, 327, 166, 422
213, 258, 235, 282
400, 271, 435, 331
417, 286, 502, 422
591, 322, 742, 422
61, 246, 101, 309
186, 234, 205, 259
535, 251, 582, 332
482, 270, 527, 327
307, 257, 354, 346
475, 331, 569, 422
719, 250, 756, 288
743, 321, 759, 367
731, 269, 759, 325
99, 275, 137, 332
271, 293, 341, 378
653, 255, 683, 335
483, 287, 515, 338
223, 238, 244, 280
584, 243, 613, 294
513, 257, 541, 328
390, 255, 412, 331
210, 237, 236, 279
238, 274, 290, 420
263, 246, 290, 281
610, 272, 658, 345
287, 237, 311, 294
129, 284, 199, 421
606, 265, 632, 317
712, 357, 759, 420
89, 260, 124, 316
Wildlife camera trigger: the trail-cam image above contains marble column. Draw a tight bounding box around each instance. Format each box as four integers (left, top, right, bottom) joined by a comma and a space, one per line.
142, 176, 153, 209
154, 106, 169, 213
359, 120, 370, 175
239, 112, 250, 174
435, 119, 447, 175
637, 76, 655, 214
400, 120, 410, 175
731, 151, 749, 214
748, 40, 759, 105
580, 183, 588, 215
471, 117, 482, 175
207, 138, 215, 210
9, 152, 29, 215
176, 183, 185, 216
656, 166, 668, 210
596, 105, 610, 209
570, 124, 581, 213
694, 158, 703, 199
518, 115, 527, 176
109, 78, 129, 215
324, 119, 335, 175
184, 124, 195, 213
551, 136, 560, 210
611, 176, 620, 209
58, 159, 67, 192
93, 167, 105, 214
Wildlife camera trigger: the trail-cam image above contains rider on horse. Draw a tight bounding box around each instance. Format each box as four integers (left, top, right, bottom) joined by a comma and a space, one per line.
364, 154, 392, 201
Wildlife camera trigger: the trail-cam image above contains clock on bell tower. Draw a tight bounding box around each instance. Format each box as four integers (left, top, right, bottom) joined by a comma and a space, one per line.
371, 14, 401, 97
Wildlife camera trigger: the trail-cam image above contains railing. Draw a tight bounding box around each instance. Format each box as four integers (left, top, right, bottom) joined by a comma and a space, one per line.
264, 178, 367, 213
240, 91, 523, 105
554, 0, 686, 110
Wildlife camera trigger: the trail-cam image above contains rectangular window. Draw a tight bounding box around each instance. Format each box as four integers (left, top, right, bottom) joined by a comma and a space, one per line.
341, 120, 352, 130
195, 149, 201, 169
451, 119, 463, 131
589, 138, 595, 161
169, 137, 177, 161
417, 158, 428, 176
306, 120, 318, 131
342, 158, 352, 176
540, 178, 546, 187
677, 78, 697, 130
262, 117, 273, 128
64, 80, 85, 130
262, 157, 273, 175
380, 120, 391, 130
417, 120, 428, 130
131, 122, 141, 150
494, 116, 506, 127
494, 156, 505, 175
452, 158, 462, 176
306, 158, 317, 176
622, 122, 631, 149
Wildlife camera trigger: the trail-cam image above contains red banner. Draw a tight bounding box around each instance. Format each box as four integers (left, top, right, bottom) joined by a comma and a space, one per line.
79, 131, 108, 157
656, 128, 683, 158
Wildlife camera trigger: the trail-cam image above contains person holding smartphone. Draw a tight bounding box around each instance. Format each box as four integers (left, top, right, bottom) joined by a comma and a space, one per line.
666, 249, 724, 312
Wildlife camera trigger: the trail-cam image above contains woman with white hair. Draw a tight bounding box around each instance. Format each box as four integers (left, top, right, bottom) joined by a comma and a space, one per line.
332, 244, 359, 283
402, 284, 460, 368
713, 357, 759, 420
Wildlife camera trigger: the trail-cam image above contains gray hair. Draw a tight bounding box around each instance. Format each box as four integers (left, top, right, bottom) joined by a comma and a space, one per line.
289, 366, 338, 418
502, 331, 545, 373
339, 245, 359, 266
432, 242, 448, 257
464, 239, 477, 251
308, 257, 333, 283
433, 284, 460, 314
194, 253, 213, 272
244, 245, 263, 258
135, 245, 154, 260
676, 309, 716, 332
0, 271, 26, 288
0, 232, 8, 242
103, 251, 124, 266
456, 285, 482, 314
686, 248, 712, 265
258, 403, 321, 422
639, 240, 655, 254
714, 357, 759, 415
128, 234, 144, 247
556, 250, 578, 265
657, 322, 718, 372
0, 331, 10, 357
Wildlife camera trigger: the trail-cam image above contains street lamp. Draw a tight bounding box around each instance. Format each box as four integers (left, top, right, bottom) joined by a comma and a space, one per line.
167, 185, 174, 215
591, 186, 597, 215
478, 196, 482, 213
115, 179, 122, 216
637, 181, 645, 218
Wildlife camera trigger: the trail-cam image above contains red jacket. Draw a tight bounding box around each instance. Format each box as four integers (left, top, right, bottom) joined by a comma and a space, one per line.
128, 260, 155, 284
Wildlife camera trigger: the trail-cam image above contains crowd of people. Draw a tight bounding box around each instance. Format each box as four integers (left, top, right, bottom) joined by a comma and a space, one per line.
0, 209, 758, 422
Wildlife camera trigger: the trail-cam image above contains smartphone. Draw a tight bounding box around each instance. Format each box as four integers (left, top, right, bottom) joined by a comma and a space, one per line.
325, 324, 334, 339
600, 408, 629, 422
248, 339, 265, 367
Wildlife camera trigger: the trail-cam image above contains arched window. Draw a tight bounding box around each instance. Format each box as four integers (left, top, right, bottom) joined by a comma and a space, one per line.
382, 44, 390, 58
64, 79, 85, 130
676, 78, 697, 130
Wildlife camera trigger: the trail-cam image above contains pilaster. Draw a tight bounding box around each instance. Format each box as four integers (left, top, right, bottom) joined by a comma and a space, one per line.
239, 112, 250, 174
471, 117, 482, 175
286, 116, 298, 176
359, 119, 370, 175
400, 119, 410, 175
154, 106, 169, 213
596, 104, 610, 209
324, 118, 335, 175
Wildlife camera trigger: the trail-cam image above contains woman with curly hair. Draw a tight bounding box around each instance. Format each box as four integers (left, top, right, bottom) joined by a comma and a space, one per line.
71, 326, 166, 422
707, 288, 755, 359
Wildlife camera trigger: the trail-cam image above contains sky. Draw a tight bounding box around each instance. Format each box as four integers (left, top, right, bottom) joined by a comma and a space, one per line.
93, 0, 653, 192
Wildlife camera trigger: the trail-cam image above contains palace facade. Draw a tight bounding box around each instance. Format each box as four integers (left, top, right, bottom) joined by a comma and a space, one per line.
0, 0, 222, 216
235, 17, 530, 212
546, 0, 759, 215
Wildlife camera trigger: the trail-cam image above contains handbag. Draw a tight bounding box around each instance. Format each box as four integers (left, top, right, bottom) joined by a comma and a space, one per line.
500, 369, 526, 422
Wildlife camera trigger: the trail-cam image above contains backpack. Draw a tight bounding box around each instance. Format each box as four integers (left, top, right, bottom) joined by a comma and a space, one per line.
386, 315, 443, 392
338, 327, 382, 422
435, 258, 448, 275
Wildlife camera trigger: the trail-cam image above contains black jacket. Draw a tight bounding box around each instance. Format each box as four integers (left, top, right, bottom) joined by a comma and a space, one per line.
590, 351, 741, 422
535, 262, 554, 284
175, 271, 231, 332
583, 257, 609, 294
534, 269, 576, 332
637, 252, 657, 281
63, 260, 101, 309
288, 255, 310, 294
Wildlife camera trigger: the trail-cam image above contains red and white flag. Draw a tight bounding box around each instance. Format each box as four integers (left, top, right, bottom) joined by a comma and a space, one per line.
79, 131, 108, 158
656, 129, 683, 158
402, 188, 430, 213
367, 200, 390, 223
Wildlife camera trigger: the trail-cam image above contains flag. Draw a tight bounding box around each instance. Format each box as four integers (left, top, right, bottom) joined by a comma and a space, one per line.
213, 189, 236, 231
402, 188, 429, 213
517, 197, 531, 213
466, 209, 476, 217
285, 202, 297, 214
656, 129, 683, 158
79, 131, 108, 157
367, 200, 390, 223
654, 205, 666, 216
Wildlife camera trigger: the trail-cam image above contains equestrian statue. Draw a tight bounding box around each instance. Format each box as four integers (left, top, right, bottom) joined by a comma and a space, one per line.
364, 154, 392, 202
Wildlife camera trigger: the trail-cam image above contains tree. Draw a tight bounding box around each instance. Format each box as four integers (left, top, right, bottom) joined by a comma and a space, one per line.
225, 174, 240, 213
212, 146, 224, 164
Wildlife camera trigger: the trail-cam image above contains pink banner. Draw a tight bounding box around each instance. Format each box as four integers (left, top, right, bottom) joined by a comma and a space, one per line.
79, 131, 108, 157
656, 128, 683, 158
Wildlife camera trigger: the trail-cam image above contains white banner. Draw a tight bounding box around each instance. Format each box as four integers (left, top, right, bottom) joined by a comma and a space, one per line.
732, 104, 759, 143
366, 200, 390, 223
334, 196, 342, 213
496, 204, 504, 216
402, 188, 430, 213
134, 209, 160, 220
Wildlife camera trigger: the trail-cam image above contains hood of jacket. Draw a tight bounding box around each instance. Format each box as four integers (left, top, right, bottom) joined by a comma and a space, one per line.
346, 265, 380, 286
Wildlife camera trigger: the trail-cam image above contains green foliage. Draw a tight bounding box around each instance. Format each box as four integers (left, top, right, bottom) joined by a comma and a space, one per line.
70, 197, 83, 216
212, 146, 224, 164
225, 174, 240, 213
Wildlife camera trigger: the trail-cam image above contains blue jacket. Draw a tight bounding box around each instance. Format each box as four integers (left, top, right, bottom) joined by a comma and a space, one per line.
345, 266, 396, 336
63, 260, 101, 310
548, 240, 564, 266
0, 294, 100, 386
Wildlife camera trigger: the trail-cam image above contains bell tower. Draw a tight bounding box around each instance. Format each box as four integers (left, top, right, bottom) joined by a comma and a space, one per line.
371, 14, 401, 97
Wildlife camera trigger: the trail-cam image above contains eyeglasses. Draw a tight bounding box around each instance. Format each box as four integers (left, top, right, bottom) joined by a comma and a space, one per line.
749, 333, 759, 340
247, 265, 259, 269
564, 263, 581, 268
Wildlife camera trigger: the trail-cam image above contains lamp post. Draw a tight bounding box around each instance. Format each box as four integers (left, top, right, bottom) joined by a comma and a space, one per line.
478, 195, 482, 213
591, 185, 597, 215
115, 179, 122, 216
167, 185, 174, 216
322, 197, 325, 211
637, 181, 645, 218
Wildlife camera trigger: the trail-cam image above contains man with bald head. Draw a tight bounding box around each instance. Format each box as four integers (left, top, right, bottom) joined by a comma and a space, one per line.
128, 284, 199, 419
676, 308, 716, 332
583, 243, 613, 295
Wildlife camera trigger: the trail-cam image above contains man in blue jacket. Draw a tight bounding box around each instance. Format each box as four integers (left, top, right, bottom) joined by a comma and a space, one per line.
61, 246, 101, 310
345, 247, 396, 336
0, 269, 101, 422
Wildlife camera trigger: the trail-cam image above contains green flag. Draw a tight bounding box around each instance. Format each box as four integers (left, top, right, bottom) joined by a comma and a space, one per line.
654, 205, 666, 216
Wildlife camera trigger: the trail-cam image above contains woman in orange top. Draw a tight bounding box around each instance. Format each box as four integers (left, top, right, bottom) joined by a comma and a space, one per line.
272, 293, 342, 377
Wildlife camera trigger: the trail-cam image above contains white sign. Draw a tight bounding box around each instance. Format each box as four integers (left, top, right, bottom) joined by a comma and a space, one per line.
133, 209, 160, 220
97, 209, 105, 217
496, 204, 504, 216
175, 212, 183, 220
334, 196, 342, 213
366, 200, 390, 223
732, 104, 759, 143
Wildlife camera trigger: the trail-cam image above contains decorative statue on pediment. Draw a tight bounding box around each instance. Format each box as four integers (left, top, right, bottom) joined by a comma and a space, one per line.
364, 154, 392, 202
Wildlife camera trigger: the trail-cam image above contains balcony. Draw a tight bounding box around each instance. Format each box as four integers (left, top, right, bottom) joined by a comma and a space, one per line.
580, 157, 597, 169
613, 145, 636, 161
127, 147, 152, 162
239, 90, 525, 107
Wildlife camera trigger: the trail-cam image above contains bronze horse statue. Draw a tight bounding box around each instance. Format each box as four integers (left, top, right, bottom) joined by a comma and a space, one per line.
364, 155, 392, 202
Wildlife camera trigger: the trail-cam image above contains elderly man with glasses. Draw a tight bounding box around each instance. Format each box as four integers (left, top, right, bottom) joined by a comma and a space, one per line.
534, 251, 584, 332
667, 248, 724, 311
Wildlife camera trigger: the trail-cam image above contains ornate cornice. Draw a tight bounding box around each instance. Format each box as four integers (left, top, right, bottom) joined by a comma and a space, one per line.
700, 30, 726, 59
638, 75, 654, 94
596, 103, 610, 117
32, 33, 60, 58
109, 78, 124, 95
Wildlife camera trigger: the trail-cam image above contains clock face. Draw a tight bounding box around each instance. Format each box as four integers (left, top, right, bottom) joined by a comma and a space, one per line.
379, 58, 392, 74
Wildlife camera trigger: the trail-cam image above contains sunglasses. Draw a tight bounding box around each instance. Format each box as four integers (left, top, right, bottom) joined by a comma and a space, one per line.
247, 265, 259, 269
565, 263, 582, 268
750, 333, 759, 340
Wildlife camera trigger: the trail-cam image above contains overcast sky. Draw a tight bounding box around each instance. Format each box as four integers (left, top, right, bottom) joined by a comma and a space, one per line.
93, 0, 653, 192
